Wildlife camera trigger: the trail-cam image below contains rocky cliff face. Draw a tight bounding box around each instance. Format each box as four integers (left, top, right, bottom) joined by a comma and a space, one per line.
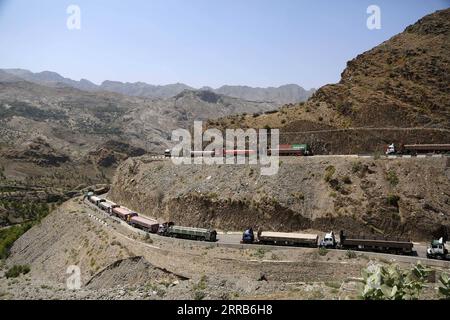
110, 156, 450, 241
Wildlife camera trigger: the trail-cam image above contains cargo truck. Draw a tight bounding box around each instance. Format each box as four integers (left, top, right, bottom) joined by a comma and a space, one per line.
98, 201, 119, 214
426, 238, 450, 260
112, 207, 138, 221
158, 223, 217, 242
256, 230, 318, 247
386, 143, 450, 155
339, 231, 413, 255
129, 216, 160, 234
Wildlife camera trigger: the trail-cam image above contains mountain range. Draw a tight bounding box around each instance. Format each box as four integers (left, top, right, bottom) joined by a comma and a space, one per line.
0, 68, 314, 105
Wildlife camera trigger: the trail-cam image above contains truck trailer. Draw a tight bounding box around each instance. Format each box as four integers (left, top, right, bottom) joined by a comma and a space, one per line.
159, 224, 217, 242
256, 231, 318, 247
129, 216, 160, 234
339, 231, 413, 255
112, 207, 138, 221
98, 201, 119, 214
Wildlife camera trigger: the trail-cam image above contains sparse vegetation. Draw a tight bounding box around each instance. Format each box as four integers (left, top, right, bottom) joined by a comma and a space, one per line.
0, 223, 33, 259
192, 275, 208, 300
324, 165, 336, 182
438, 273, 450, 299
253, 248, 268, 259
386, 194, 400, 207
5, 265, 30, 278
342, 175, 352, 184
351, 161, 363, 174
318, 247, 329, 256
386, 170, 399, 186
346, 250, 357, 259
291, 192, 305, 201
144, 233, 153, 244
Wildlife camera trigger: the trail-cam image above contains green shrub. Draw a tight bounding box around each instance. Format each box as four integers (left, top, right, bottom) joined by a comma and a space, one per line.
5, 265, 30, 278
253, 248, 268, 259
342, 176, 352, 184
144, 233, 153, 244
0, 223, 33, 259
386, 194, 400, 207
438, 273, 450, 299
351, 161, 363, 174
346, 250, 357, 259
193, 290, 206, 300
324, 165, 336, 182
360, 263, 430, 300
386, 170, 399, 186
318, 247, 329, 256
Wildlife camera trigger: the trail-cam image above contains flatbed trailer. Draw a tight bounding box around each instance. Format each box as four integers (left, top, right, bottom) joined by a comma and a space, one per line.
339, 231, 413, 255
257, 231, 318, 247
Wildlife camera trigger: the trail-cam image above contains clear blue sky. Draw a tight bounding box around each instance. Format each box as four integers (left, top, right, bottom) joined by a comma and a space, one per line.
0, 0, 448, 89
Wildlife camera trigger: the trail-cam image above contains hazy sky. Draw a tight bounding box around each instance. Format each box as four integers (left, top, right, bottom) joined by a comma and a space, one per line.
0, 0, 448, 89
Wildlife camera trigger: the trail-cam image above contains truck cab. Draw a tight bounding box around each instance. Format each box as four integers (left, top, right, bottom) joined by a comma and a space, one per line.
241, 228, 255, 244
320, 231, 337, 248
427, 238, 449, 260
386, 143, 396, 155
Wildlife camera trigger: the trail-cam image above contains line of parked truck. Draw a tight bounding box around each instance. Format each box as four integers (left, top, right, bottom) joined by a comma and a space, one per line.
164, 144, 313, 158
241, 229, 415, 255
86, 193, 449, 260
86, 194, 217, 242
241, 229, 449, 260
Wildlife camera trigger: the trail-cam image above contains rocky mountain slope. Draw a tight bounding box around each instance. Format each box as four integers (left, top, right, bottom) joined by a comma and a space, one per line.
110, 156, 450, 241
1, 197, 409, 300
207, 9, 450, 154
207, 84, 315, 105
0, 80, 277, 158
0, 78, 278, 227
0, 69, 98, 92
0, 69, 314, 104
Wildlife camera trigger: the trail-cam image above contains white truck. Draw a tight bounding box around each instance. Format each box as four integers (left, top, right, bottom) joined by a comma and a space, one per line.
319, 231, 337, 248
426, 238, 450, 260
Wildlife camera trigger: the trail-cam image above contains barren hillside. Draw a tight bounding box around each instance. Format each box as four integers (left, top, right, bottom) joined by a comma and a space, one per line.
1, 197, 374, 299
207, 9, 450, 154
110, 156, 450, 241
